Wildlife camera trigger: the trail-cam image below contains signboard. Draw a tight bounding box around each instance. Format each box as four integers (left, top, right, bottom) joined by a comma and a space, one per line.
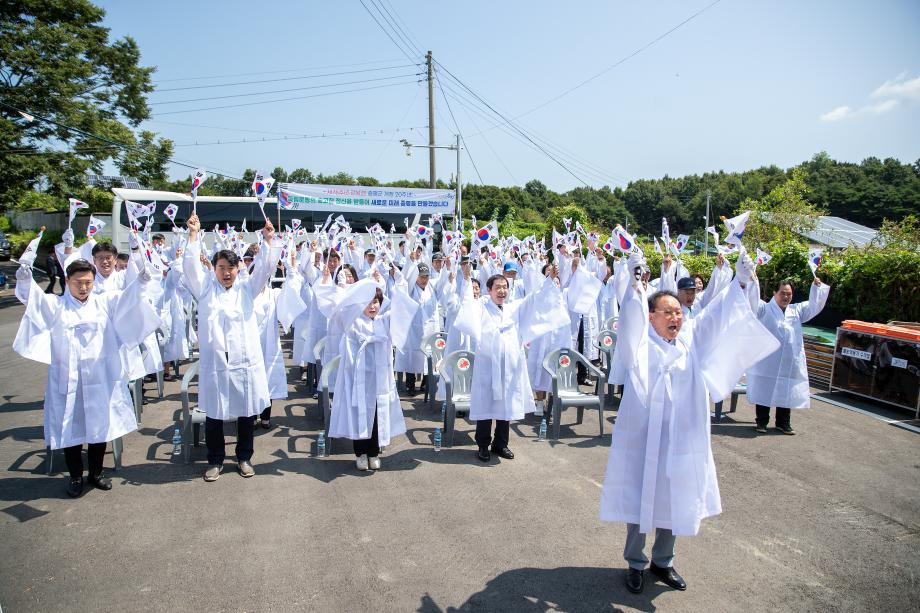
891, 357, 908, 369
280, 183, 455, 214
842, 347, 872, 361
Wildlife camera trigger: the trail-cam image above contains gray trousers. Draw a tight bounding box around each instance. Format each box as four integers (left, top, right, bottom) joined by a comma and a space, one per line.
624, 523, 676, 570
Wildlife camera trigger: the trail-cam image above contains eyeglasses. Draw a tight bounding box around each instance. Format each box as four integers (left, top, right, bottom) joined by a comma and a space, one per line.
94, 255, 115, 263
654, 309, 683, 318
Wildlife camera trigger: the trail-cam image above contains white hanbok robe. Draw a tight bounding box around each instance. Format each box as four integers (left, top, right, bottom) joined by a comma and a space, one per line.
599, 279, 780, 535
329, 280, 419, 445
454, 277, 569, 421
253, 286, 288, 400
746, 281, 830, 409
13, 267, 160, 449
182, 241, 279, 420
565, 266, 602, 361
526, 283, 573, 393
394, 279, 439, 374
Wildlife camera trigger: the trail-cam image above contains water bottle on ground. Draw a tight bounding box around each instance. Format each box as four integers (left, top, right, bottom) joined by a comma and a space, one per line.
317, 432, 326, 457
538, 418, 547, 441
171, 427, 182, 455
433, 427, 442, 452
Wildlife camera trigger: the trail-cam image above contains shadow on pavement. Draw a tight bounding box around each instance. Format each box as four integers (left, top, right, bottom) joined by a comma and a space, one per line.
417, 566, 668, 612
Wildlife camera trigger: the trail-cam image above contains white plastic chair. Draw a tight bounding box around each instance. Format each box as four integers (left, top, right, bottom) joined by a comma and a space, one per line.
438, 350, 475, 447
542, 348, 606, 441
420, 331, 448, 413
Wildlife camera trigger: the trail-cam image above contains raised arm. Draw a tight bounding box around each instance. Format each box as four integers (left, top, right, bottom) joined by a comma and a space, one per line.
181, 214, 207, 301
245, 221, 279, 299
795, 278, 831, 324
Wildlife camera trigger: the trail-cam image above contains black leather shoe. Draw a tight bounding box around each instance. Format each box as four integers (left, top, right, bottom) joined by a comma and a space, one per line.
477, 448, 491, 462
625, 568, 644, 594
650, 564, 686, 590
66, 477, 84, 498
89, 473, 112, 491
492, 446, 514, 460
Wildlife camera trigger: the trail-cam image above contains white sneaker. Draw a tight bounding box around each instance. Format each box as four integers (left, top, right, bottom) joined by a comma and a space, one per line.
369, 456, 381, 470
356, 454, 369, 471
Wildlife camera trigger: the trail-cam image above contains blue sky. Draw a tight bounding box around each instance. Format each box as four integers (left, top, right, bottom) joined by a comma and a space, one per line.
96, 0, 920, 191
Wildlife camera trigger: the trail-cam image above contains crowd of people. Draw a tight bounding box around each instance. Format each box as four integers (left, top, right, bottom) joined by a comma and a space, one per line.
12, 210, 830, 595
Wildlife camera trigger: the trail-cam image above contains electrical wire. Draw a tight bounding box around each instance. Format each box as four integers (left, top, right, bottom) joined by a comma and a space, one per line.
152, 79, 422, 116
358, 0, 419, 64
153, 64, 419, 93
152, 72, 422, 105
153, 57, 408, 83
434, 69, 484, 185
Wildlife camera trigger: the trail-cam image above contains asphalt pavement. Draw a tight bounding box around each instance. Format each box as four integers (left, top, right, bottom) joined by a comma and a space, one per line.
0, 298, 918, 613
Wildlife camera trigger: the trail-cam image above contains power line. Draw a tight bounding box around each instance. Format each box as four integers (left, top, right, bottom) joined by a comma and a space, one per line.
367, 0, 422, 60
152, 72, 422, 105
152, 79, 421, 116
475, 0, 724, 131
358, 0, 419, 63
434, 69, 484, 185
153, 64, 419, 93
147, 118, 428, 141
171, 126, 430, 147
378, 0, 425, 56
365, 85, 423, 177
0, 101, 243, 179
432, 61, 589, 186
153, 57, 408, 83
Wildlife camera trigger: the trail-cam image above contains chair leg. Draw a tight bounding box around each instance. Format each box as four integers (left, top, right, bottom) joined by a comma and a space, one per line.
730, 392, 740, 413
552, 399, 562, 441
156, 369, 164, 398
193, 422, 200, 447
112, 437, 123, 471
576, 406, 584, 424
598, 397, 605, 436
132, 379, 143, 424
322, 390, 331, 439
445, 402, 456, 448
46, 446, 54, 475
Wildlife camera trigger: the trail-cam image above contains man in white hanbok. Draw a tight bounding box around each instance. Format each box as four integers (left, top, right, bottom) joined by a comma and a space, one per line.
454, 273, 569, 462
182, 214, 280, 481
745, 276, 830, 434
13, 257, 160, 497
600, 252, 779, 594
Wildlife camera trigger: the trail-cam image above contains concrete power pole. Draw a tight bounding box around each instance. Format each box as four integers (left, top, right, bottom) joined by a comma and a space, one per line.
426, 51, 436, 189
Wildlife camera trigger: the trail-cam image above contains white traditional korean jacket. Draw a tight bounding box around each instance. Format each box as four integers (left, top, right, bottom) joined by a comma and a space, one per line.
526, 282, 573, 393
13, 266, 160, 449
599, 278, 779, 535
182, 240, 280, 419
329, 279, 418, 444
745, 281, 831, 409
453, 277, 569, 421
394, 276, 440, 374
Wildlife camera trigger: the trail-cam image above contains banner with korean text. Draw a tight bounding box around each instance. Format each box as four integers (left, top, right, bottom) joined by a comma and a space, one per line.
279, 183, 456, 214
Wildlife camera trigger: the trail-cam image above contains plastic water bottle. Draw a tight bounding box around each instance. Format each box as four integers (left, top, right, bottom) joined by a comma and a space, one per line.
538, 418, 547, 441
171, 428, 182, 455
433, 427, 442, 452
317, 433, 327, 457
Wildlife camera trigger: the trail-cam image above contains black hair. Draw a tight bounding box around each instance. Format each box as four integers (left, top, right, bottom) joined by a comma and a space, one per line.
648, 290, 679, 311
692, 273, 705, 283
211, 249, 240, 267
342, 264, 358, 282
541, 263, 552, 275
775, 279, 795, 293
364, 249, 375, 257
91, 241, 118, 257
323, 248, 341, 260
471, 278, 481, 288
151, 233, 166, 242
65, 259, 96, 277
245, 244, 259, 258
486, 274, 508, 290
116, 253, 130, 262
399, 240, 406, 247
371, 287, 384, 304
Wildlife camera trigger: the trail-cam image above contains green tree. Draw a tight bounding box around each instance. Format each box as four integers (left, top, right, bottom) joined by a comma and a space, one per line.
739, 168, 825, 248
0, 0, 166, 205
117, 130, 174, 188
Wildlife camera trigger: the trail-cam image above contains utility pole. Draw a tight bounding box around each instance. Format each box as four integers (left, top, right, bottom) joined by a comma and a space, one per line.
426, 51, 436, 189
703, 190, 712, 255
455, 133, 462, 224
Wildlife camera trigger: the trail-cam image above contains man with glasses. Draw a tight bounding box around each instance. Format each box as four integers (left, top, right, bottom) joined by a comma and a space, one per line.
600, 251, 779, 595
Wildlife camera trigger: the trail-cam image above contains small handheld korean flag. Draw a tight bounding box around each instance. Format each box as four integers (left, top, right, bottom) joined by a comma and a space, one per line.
675, 234, 689, 254
722, 211, 750, 246
68, 198, 88, 228
562, 217, 572, 232
163, 203, 179, 227
190, 168, 207, 214
706, 225, 719, 246
291, 218, 302, 231
20, 226, 44, 268
661, 217, 671, 244
807, 248, 822, 278
86, 215, 106, 239
601, 235, 618, 257
653, 236, 663, 253
277, 187, 293, 210
613, 224, 641, 254
252, 170, 275, 223
755, 248, 772, 267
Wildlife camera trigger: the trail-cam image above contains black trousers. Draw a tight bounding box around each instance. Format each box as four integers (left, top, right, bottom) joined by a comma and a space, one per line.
63, 443, 106, 480
260, 404, 272, 420
205, 416, 255, 465
353, 410, 380, 458
45, 276, 63, 294
755, 405, 791, 429
475, 419, 510, 450
576, 318, 588, 382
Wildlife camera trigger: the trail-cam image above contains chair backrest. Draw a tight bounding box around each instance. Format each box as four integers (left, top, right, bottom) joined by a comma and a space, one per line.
313, 336, 327, 362
604, 316, 619, 331
542, 347, 602, 393
439, 350, 475, 395
319, 355, 341, 390
180, 360, 200, 418
594, 328, 617, 356
420, 331, 448, 362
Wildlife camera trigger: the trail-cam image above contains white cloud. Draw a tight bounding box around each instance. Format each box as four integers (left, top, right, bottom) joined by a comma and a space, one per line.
871, 74, 920, 101
820, 106, 853, 122
865, 99, 899, 114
